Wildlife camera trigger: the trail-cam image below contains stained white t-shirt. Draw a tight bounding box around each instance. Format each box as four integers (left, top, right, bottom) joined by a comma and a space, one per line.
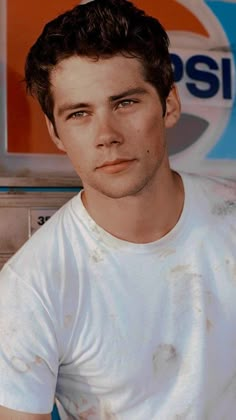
0, 172, 236, 420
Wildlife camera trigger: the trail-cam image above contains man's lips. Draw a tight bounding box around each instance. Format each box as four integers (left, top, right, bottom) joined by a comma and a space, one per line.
96, 159, 136, 174
97, 159, 133, 168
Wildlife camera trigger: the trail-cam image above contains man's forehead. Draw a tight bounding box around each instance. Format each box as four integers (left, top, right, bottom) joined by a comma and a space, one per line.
49, 54, 152, 109
50, 54, 145, 83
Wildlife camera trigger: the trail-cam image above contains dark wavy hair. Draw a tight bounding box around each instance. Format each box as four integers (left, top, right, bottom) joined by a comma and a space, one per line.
25, 0, 174, 130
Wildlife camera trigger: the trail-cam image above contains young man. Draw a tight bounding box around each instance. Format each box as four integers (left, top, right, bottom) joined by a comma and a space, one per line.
0, 1, 236, 419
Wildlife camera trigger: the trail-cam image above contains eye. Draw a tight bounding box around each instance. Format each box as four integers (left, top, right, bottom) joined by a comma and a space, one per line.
67, 110, 88, 120
117, 99, 136, 108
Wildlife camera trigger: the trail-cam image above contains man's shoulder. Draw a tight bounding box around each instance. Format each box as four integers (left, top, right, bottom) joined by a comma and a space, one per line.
181, 171, 236, 222
0, 193, 85, 312
181, 171, 236, 200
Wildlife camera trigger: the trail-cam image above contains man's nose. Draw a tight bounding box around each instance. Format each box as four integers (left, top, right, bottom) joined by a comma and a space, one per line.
95, 113, 124, 148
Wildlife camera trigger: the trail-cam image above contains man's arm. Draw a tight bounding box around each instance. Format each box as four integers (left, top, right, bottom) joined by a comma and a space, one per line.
0, 266, 59, 417
0, 406, 51, 420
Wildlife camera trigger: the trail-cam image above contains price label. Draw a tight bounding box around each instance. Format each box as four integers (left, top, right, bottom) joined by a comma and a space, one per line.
29, 208, 57, 236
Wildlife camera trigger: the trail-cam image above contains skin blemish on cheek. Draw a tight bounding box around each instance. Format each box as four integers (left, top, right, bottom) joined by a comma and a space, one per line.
146, 149, 150, 153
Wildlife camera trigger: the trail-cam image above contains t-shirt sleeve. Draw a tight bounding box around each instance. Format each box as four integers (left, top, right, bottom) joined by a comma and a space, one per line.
0, 264, 59, 414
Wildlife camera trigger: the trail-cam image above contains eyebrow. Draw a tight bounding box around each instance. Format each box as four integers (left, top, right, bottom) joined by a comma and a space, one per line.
109, 87, 148, 102
57, 87, 148, 117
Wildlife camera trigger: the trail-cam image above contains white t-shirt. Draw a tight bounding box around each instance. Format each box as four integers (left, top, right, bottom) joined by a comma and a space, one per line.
0, 172, 236, 420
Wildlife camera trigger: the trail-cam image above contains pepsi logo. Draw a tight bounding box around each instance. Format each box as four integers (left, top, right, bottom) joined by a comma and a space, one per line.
134, 0, 236, 177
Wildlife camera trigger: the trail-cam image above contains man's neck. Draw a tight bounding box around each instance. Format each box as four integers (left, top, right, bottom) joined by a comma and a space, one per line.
82, 170, 184, 244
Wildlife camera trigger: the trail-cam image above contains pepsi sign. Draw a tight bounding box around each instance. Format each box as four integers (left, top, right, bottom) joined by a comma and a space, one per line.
163, 0, 236, 179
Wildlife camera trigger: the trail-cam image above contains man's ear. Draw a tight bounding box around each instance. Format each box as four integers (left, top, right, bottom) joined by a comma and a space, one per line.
164, 85, 181, 129
44, 115, 66, 152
